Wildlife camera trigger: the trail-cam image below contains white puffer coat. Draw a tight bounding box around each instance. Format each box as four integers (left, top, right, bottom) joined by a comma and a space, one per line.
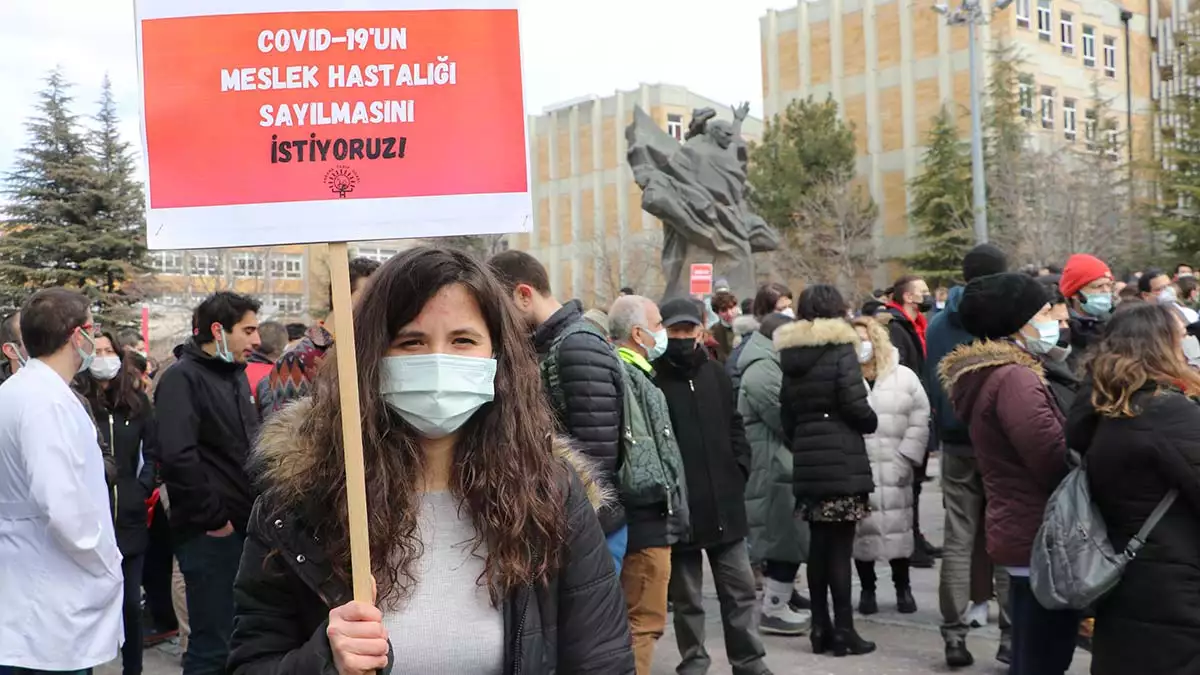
852, 318, 931, 562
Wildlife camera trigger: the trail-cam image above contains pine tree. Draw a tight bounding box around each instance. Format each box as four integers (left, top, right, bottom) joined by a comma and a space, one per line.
907, 107, 974, 285
982, 41, 1035, 248
0, 71, 145, 319
1156, 11, 1200, 261
747, 96, 858, 234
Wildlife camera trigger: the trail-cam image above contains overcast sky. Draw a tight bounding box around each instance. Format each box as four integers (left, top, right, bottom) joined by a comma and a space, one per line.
0, 0, 792, 178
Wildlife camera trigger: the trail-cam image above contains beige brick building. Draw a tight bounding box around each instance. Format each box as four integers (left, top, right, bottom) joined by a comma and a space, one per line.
511, 83, 763, 308
760, 0, 1155, 272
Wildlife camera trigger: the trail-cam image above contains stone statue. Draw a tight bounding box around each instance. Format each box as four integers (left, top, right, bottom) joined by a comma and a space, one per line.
626, 103, 779, 301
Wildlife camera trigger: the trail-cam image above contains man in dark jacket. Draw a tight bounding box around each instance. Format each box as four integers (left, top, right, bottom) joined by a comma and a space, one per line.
709, 290, 739, 363
654, 298, 773, 675
887, 275, 940, 566
489, 251, 626, 566
155, 291, 262, 675
923, 243, 1012, 668
1059, 253, 1114, 373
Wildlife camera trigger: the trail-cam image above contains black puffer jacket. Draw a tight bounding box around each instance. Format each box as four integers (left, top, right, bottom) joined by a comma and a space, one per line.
654, 344, 751, 550
1069, 385, 1200, 675
535, 300, 624, 535
774, 318, 877, 500
228, 400, 635, 675
155, 339, 259, 540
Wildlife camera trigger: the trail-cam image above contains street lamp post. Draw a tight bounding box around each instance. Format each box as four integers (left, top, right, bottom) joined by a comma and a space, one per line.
933, 0, 1012, 245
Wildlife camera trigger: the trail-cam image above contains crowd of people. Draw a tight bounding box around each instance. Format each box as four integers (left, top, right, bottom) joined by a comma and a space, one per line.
1, 242, 1199, 675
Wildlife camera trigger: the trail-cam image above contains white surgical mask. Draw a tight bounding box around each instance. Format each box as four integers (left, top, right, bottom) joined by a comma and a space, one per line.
4, 342, 27, 368
76, 330, 96, 374
380, 354, 496, 439
214, 331, 235, 363
89, 355, 122, 381
640, 326, 669, 361
1023, 320, 1061, 356
779, 308, 795, 318
857, 341, 874, 364
1159, 287, 1179, 305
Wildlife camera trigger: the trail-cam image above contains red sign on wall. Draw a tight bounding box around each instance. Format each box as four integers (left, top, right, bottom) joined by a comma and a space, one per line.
690, 263, 714, 296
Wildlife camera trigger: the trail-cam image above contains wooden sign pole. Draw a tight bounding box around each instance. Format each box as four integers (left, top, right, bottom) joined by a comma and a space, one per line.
328, 242, 373, 603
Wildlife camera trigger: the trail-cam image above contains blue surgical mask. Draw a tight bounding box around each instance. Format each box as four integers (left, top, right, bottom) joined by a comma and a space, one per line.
76, 330, 96, 374
214, 331, 234, 363
1024, 320, 1061, 355
1080, 292, 1112, 317
641, 326, 669, 361
380, 353, 496, 439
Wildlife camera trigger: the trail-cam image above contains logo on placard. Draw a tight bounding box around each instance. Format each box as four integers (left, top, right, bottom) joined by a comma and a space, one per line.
324, 165, 360, 198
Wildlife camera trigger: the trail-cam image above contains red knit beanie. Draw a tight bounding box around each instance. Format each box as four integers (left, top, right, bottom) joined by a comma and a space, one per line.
1060, 254, 1113, 298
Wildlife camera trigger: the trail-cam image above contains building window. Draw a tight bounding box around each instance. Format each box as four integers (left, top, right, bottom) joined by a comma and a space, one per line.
667, 114, 684, 142
271, 295, 305, 315
1106, 123, 1121, 160
149, 250, 183, 274
350, 247, 399, 263
269, 254, 304, 279
1063, 98, 1077, 141
1040, 87, 1055, 129
1037, 0, 1052, 40
1082, 25, 1096, 67
189, 252, 222, 276
230, 253, 264, 278
1019, 75, 1035, 118
1016, 0, 1031, 27
1060, 12, 1074, 54
1085, 108, 1098, 149
1103, 36, 1117, 78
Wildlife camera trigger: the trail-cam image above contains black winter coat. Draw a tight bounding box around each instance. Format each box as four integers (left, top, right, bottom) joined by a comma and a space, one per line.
886, 307, 926, 378
535, 300, 625, 535
1040, 354, 1079, 417
228, 400, 635, 675
154, 340, 260, 540
774, 318, 877, 500
1069, 385, 1200, 675
654, 345, 751, 549
91, 390, 158, 556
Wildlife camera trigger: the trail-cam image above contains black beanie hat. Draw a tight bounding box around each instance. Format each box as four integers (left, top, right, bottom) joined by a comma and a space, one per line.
962, 244, 1008, 282
959, 273, 1050, 340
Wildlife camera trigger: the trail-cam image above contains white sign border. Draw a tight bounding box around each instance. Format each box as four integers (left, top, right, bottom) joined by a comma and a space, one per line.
134, 0, 531, 251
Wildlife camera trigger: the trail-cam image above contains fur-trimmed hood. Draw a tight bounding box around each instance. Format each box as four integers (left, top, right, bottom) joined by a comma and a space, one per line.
732, 314, 761, 337
938, 340, 1044, 420
252, 398, 613, 514
773, 317, 860, 350
852, 316, 898, 380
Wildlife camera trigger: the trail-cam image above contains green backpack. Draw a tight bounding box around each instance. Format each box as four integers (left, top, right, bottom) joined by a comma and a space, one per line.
539, 321, 673, 506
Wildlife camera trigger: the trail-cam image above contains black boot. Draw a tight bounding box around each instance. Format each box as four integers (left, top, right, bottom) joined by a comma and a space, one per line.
810, 607, 834, 655
944, 636, 975, 668
896, 585, 917, 614
789, 589, 812, 611
858, 589, 878, 615
831, 628, 877, 656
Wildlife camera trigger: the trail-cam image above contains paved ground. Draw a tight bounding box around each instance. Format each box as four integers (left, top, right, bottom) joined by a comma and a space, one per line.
101, 458, 1091, 675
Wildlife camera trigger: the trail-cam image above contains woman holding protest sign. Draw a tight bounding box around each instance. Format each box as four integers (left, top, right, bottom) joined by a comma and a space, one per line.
228, 245, 634, 674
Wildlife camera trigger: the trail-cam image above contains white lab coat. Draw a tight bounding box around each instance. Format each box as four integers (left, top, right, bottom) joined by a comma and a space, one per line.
0, 359, 123, 669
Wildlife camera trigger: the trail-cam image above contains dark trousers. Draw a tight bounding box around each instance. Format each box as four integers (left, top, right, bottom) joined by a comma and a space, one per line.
122, 554, 146, 675
807, 521, 857, 630
763, 559, 800, 585
669, 540, 768, 675
142, 500, 178, 633
177, 532, 246, 675
1008, 576, 1079, 675
854, 558, 911, 591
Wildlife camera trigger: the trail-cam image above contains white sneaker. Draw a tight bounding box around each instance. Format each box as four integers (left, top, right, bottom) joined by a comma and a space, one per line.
760, 597, 812, 636
965, 601, 989, 628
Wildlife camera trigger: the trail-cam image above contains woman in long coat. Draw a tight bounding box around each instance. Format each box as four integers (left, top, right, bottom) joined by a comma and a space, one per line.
849, 317, 929, 616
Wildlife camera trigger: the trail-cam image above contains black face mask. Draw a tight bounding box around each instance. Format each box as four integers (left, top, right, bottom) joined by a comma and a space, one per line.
917, 296, 935, 314
664, 338, 697, 362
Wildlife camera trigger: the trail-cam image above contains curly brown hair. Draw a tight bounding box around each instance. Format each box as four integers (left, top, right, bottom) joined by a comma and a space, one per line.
277, 246, 566, 608
1089, 302, 1200, 417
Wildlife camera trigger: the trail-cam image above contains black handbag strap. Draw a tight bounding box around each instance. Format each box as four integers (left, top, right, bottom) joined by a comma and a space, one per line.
1124, 489, 1179, 559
